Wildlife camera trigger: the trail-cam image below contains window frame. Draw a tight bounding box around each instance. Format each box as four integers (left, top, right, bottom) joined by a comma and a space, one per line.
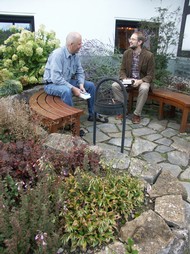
177, 0, 190, 57
0, 14, 35, 31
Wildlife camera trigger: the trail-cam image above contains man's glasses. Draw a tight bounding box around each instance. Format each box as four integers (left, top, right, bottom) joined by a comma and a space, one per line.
128, 38, 138, 42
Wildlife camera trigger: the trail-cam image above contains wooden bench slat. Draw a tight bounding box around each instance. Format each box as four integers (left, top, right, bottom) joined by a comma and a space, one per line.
38, 92, 74, 117
46, 94, 83, 116
53, 96, 83, 114
29, 90, 59, 120
152, 89, 190, 107
29, 90, 84, 135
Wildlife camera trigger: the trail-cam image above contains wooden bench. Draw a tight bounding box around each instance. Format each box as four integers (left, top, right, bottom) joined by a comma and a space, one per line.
128, 88, 190, 133
29, 89, 84, 135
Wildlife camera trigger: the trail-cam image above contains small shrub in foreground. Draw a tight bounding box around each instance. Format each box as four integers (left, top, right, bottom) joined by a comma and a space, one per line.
0, 97, 41, 142
0, 161, 144, 253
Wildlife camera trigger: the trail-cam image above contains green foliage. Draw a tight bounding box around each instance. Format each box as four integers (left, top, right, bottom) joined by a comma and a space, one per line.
140, 7, 181, 87
62, 169, 144, 252
0, 26, 21, 45
0, 160, 144, 253
125, 238, 138, 254
80, 39, 122, 84
2, 175, 20, 208
0, 79, 23, 97
0, 25, 60, 88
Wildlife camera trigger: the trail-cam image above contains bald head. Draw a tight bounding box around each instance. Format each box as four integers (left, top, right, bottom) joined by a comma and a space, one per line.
66, 32, 82, 54
66, 32, 82, 45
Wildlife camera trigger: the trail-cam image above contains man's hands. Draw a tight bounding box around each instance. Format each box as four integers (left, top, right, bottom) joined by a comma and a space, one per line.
133, 79, 143, 87
72, 84, 86, 97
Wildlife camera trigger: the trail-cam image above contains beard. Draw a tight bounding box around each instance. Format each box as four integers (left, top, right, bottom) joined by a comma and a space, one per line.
130, 45, 138, 50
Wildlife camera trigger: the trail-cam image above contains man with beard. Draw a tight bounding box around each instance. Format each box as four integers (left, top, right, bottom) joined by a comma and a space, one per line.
112, 31, 155, 124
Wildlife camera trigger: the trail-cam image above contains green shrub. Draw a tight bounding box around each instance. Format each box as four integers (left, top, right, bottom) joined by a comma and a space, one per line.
140, 7, 181, 87
0, 25, 60, 88
61, 169, 144, 252
0, 79, 23, 97
0, 162, 144, 253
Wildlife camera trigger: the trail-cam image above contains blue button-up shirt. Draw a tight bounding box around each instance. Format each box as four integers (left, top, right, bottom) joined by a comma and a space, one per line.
43, 46, 85, 88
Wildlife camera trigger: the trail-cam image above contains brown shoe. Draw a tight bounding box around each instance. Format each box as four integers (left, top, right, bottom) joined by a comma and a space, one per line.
115, 113, 128, 120
115, 114, 123, 120
132, 114, 141, 124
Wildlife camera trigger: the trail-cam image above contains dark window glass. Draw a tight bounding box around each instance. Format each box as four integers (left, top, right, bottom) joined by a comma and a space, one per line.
0, 14, 34, 31
177, 0, 190, 57
0, 14, 34, 44
115, 20, 158, 54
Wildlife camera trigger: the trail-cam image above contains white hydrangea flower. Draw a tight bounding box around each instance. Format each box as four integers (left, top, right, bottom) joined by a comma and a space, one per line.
0, 45, 6, 53
20, 66, 29, 72
4, 59, 12, 67
12, 54, 18, 61
36, 47, 43, 55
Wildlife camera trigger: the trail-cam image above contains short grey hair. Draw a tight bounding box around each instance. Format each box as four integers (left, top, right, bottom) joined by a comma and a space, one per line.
66, 32, 81, 45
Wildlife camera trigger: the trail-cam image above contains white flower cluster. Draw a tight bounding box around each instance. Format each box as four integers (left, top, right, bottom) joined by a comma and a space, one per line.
0, 24, 60, 87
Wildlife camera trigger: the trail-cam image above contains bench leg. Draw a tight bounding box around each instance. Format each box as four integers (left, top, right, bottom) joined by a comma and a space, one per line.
71, 117, 80, 136
180, 108, 188, 133
158, 101, 164, 120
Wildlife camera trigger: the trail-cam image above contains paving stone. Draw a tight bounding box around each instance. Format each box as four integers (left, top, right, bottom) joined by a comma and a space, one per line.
108, 137, 133, 148
128, 158, 162, 184
171, 136, 190, 155
117, 122, 133, 131
167, 150, 189, 167
181, 182, 190, 202
155, 137, 173, 146
149, 170, 188, 201
130, 137, 157, 157
155, 195, 185, 228
97, 123, 119, 133
148, 120, 167, 131
168, 121, 181, 130
161, 128, 179, 137
143, 133, 163, 141
83, 130, 110, 144
100, 149, 130, 170
108, 130, 132, 138
179, 167, 190, 181
140, 117, 151, 126
96, 143, 122, 153
158, 163, 182, 178
142, 151, 166, 164
155, 145, 174, 153
132, 127, 156, 136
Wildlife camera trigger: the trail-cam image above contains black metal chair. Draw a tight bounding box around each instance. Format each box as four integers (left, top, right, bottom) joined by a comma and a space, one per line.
93, 77, 128, 153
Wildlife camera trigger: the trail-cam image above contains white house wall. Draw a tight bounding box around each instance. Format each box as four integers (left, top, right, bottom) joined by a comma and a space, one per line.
0, 0, 184, 54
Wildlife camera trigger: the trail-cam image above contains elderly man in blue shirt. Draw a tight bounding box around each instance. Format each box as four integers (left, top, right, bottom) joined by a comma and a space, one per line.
43, 32, 108, 123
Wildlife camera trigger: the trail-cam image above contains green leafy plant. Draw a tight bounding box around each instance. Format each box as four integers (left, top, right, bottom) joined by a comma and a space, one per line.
125, 238, 138, 254
0, 25, 60, 88
0, 79, 23, 97
61, 169, 144, 252
0, 157, 144, 253
0, 26, 21, 45
140, 7, 181, 87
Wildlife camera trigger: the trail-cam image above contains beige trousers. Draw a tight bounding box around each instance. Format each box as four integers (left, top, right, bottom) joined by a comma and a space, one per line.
112, 82, 150, 116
